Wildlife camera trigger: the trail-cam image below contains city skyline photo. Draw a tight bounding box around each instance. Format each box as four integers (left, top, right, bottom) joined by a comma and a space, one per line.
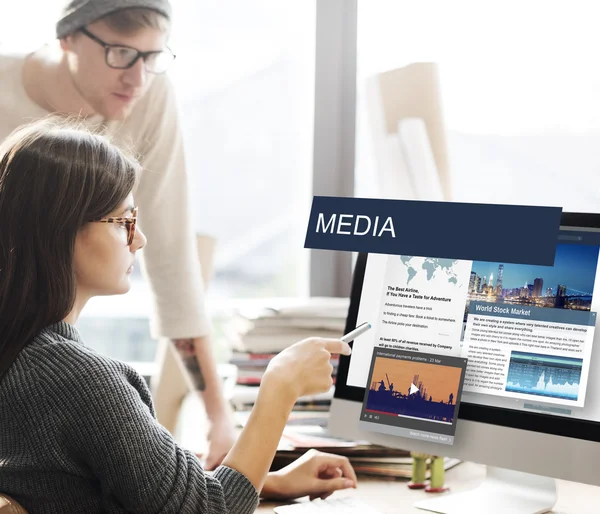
471, 243, 598, 297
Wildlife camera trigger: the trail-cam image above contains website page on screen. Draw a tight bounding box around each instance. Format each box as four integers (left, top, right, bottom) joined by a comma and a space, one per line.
347, 228, 600, 423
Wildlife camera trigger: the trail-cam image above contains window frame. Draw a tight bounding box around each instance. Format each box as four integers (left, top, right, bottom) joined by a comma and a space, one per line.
310, 0, 358, 298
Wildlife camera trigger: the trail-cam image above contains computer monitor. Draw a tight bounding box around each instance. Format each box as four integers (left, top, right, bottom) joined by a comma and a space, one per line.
329, 212, 600, 514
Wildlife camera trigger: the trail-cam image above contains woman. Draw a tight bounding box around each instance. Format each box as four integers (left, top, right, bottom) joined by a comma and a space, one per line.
0, 118, 356, 513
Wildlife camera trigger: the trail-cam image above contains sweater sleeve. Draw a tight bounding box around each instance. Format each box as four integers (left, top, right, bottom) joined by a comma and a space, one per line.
56, 353, 259, 514
132, 74, 211, 340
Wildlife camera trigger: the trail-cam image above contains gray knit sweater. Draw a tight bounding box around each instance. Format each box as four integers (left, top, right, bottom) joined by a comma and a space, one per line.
0, 322, 259, 513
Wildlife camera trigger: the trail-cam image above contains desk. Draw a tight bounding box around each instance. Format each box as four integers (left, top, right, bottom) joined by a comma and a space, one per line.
257, 461, 600, 513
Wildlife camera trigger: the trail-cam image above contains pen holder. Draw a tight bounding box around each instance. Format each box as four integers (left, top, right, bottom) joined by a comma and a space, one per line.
408, 452, 429, 489
408, 452, 449, 492
425, 456, 449, 493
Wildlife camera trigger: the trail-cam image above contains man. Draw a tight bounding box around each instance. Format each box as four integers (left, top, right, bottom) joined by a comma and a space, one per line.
0, 0, 235, 469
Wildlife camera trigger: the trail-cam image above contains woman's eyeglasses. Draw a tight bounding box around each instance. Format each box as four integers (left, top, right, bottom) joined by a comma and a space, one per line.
95, 207, 138, 246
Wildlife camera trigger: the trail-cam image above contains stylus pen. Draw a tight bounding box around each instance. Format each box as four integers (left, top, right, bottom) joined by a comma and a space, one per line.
340, 322, 372, 343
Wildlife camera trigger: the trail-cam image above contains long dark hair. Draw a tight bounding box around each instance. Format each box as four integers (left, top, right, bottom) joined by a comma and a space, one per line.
0, 117, 139, 380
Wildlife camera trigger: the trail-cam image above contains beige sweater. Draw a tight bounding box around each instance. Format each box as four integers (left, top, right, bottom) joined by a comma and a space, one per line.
0, 51, 210, 340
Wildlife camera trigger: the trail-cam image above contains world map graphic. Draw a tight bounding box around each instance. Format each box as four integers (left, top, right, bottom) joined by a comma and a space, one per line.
400, 256, 461, 287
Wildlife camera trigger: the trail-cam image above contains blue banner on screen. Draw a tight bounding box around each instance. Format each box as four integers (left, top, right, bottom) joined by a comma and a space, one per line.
304, 197, 562, 266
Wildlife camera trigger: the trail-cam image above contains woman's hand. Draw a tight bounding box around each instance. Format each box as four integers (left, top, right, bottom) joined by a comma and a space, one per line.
261, 449, 358, 501
263, 338, 351, 402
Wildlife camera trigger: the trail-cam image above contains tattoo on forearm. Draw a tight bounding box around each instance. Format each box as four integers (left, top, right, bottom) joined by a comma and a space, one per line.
173, 338, 206, 391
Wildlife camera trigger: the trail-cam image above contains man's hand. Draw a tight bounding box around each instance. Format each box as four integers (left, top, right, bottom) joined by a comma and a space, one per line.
261, 449, 358, 501
200, 415, 237, 470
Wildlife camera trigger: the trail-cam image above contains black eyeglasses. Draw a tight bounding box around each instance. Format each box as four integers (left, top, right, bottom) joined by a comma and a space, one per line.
80, 28, 176, 74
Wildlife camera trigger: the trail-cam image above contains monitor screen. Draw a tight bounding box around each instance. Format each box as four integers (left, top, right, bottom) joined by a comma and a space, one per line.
334, 212, 600, 443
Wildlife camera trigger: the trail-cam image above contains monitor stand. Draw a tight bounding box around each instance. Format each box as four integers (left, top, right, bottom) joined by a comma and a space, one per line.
413, 466, 557, 514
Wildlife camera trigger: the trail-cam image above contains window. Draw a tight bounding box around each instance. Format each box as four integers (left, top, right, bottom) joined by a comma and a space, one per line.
355, 1, 600, 211
169, 0, 315, 301
1, 1, 316, 362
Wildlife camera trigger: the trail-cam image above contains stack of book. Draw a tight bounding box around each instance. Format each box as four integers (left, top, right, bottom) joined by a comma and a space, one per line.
233, 412, 461, 479
229, 384, 336, 413
225, 297, 349, 410
227, 296, 349, 354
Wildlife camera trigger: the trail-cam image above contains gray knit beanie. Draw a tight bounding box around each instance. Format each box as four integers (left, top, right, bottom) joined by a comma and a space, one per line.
56, 0, 172, 38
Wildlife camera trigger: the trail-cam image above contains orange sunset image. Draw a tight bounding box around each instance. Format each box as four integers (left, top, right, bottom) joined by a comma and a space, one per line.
366, 357, 462, 423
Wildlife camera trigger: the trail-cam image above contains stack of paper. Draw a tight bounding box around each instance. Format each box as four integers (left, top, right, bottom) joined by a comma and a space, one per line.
234, 415, 461, 479
230, 385, 335, 412
227, 296, 349, 354
273, 426, 461, 478
225, 297, 348, 393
